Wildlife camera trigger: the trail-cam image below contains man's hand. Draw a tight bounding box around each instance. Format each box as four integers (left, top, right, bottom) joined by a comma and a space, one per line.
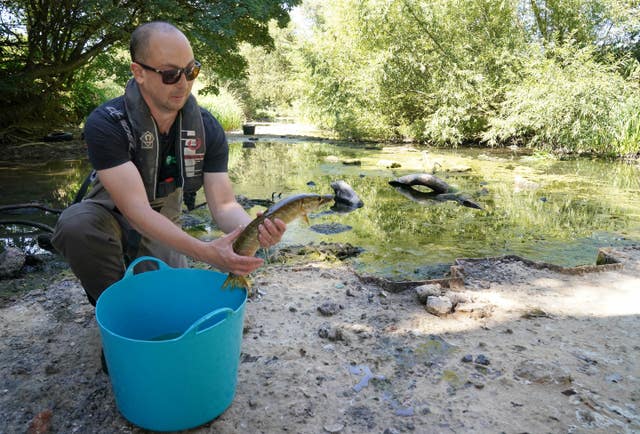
206, 226, 264, 275
257, 216, 287, 248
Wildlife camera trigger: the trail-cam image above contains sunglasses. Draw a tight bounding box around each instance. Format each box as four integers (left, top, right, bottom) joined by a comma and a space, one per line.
136, 60, 201, 84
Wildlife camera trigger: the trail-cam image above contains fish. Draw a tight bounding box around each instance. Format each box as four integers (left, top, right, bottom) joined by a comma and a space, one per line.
223, 193, 334, 292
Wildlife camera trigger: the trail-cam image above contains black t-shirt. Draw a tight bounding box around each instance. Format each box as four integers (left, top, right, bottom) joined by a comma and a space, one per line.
84, 96, 229, 175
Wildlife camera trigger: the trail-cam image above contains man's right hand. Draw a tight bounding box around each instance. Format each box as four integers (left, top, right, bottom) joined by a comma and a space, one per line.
204, 226, 264, 276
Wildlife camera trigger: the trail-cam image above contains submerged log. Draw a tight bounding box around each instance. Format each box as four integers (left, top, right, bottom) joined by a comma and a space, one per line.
392, 186, 483, 210
388, 173, 451, 194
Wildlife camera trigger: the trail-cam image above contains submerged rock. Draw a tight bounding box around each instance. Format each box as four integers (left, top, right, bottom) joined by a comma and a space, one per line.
310, 223, 353, 234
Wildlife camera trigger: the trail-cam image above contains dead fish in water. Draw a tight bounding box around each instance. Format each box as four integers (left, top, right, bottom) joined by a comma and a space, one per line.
330, 180, 363, 212
223, 193, 334, 292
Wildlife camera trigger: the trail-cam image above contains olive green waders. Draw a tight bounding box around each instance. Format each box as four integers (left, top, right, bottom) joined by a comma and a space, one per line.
51, 188, 187, 306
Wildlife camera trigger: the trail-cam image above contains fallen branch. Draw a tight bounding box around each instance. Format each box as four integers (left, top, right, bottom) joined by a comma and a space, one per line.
11, 141, 55, 148
0, 203, 63, 214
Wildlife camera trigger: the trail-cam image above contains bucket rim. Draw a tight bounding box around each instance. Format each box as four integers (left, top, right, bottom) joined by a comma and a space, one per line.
95, 256, 247, 344
96, 295, 246, 344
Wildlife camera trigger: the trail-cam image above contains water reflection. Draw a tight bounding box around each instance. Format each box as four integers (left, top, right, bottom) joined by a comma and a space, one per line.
0, 159, 90, 253
2, 142, 639, 280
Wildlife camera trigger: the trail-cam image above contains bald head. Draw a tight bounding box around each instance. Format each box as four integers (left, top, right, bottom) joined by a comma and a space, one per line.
130, 21, 187, 63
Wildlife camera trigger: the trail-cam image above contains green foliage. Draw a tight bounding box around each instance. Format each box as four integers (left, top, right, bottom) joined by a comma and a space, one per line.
291, 0, 527, 143
0, 0, 300, 133
276, 0, 640, 154
484, 43, 640, 154
198, 86, 245, 132
232, 22, 302, 120
523, 0, 609, 45
295, 1, 392, 140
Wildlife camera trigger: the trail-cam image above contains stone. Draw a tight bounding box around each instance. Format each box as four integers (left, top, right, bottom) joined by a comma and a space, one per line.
606, 373, 623, 383
446, 291, 471, 306
415, 283, 442, 304
324, 423, 345, 433
455, 302, 493, 318
513, 360, 572, 385
318, 324, 345, 342
318, 301, 341, 316
425, 296, 453, 316
0, 247, 26, 278
475, 354, 490, 366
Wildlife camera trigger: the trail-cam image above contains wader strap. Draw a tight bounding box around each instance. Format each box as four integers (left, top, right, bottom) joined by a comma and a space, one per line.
72, 170, 97, 205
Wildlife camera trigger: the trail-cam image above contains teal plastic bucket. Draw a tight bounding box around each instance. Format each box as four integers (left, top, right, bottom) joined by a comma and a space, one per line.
95, 256, 247, 432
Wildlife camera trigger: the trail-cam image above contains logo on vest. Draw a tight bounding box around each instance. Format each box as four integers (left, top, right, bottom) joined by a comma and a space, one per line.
140, 131, 155, 149
184, 138, 201, 151
182, 136, 203, 178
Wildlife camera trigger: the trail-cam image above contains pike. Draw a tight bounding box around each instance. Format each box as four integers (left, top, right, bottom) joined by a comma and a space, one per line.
222, 193, 334, 292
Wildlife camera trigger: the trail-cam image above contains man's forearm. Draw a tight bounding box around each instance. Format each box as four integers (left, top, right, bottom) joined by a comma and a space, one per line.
211, 201, 253, 234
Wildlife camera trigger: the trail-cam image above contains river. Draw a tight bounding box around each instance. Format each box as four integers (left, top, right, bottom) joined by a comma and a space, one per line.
2, 132, 639, 280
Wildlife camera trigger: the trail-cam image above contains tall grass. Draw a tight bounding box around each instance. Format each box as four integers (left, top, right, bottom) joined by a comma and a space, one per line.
196, 86, 246, 132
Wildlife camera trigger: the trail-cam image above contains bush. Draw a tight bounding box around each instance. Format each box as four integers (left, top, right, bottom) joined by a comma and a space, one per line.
484, 44, 640, 154
197, 86, 246, 131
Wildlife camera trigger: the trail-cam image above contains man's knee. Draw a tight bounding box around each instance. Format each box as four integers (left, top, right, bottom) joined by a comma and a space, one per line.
51, 202, 126, 305
52, 202, 122, 255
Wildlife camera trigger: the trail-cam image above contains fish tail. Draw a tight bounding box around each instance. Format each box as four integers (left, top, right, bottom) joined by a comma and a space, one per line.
222, 274, 253, 296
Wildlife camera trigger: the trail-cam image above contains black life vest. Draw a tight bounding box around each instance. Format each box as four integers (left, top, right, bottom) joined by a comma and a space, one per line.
116, 79, 206, 201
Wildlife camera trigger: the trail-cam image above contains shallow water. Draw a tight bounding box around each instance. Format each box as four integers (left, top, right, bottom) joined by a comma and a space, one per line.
224, 140, 640, 279
2, 140, 639, 280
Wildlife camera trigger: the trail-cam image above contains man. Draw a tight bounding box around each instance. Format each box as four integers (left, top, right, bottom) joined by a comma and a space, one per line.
52, 21, 286, 307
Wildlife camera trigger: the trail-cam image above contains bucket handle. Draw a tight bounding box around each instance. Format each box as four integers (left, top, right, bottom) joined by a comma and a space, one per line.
183, 307, 234, 338
123, 256, 171, 278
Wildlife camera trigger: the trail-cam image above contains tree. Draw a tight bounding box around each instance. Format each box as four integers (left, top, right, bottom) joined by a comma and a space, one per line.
289, 0, 640, 153
0, 0, 300, 134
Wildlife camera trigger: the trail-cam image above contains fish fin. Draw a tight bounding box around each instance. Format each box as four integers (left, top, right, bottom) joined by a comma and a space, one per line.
302, 213, 310, 225
222, 274, 253, 296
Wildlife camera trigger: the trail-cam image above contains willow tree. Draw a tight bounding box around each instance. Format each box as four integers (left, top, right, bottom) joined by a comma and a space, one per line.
0, 0, 299, 134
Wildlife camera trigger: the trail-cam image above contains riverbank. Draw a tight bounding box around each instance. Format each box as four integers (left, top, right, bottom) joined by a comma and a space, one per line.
1, 245, 639, 433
